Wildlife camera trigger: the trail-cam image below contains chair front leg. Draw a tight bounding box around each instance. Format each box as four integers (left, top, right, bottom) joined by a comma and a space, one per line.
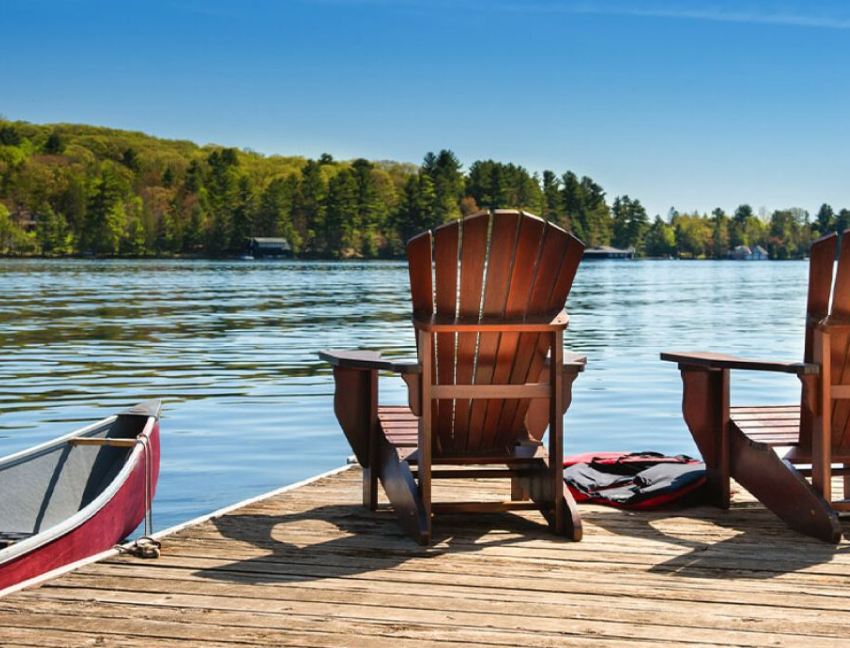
331, 366, 379, 509
678, 366, 731, 508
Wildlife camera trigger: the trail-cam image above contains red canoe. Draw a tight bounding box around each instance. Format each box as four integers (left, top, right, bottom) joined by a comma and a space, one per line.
0, 401, 161, 593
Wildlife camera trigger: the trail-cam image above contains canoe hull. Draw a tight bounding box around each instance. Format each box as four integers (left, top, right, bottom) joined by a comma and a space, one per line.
0, 411, 160, 593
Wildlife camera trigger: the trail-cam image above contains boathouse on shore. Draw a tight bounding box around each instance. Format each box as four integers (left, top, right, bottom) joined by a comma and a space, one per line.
246, 237, 292, 258
583, 245, 635, 259
730, 244, 768, 260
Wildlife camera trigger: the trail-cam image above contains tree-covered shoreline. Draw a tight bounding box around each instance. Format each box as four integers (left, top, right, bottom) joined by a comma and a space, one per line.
0, 119, 845, 260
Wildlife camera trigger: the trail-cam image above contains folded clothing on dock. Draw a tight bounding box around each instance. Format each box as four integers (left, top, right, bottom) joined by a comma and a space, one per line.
564, 452, 706, 510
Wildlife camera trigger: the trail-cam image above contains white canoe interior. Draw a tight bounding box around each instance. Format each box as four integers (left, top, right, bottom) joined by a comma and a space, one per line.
0, 401, 158, 559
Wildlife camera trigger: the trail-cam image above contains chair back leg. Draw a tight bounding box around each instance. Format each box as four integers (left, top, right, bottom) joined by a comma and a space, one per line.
363, 467, 378, 510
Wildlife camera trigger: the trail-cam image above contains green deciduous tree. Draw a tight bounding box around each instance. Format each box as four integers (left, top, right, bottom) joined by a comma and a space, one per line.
673, 213, 712, 258
710, 208, 730, 258
643, 216, 677, 257
0, 118, 838, 261
0, 125, 22, 146
121, 197, 147, 256
35, 206, 72, 255
0, 202, 33, 254
44, 131, 65, 154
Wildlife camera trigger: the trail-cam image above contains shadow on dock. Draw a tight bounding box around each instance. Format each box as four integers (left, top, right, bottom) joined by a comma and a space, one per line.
196, 498, 850, 586
198, 504, 561, 585
586, 506, 850, 579
7, 468, 850, 646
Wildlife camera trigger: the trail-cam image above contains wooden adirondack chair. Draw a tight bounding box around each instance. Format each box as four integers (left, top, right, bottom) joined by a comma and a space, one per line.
662, 231, 850, 543
320, 209, 586, 544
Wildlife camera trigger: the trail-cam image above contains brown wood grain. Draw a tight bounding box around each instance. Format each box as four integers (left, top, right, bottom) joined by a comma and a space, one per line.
830, 234, 850, 449
451, 213, 489, 451
7, 466, 850, 648
432, 221, 459, 453
406, 230, 433, 316
800, 233, 838, 458
496, 222, 566, 442
805, 232, 838, 360
509, 224, 585, 437
466, 211, 519, 450
482, 214, 546, 448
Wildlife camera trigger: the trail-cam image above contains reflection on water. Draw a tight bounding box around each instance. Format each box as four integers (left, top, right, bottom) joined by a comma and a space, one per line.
0, 259, 808, 529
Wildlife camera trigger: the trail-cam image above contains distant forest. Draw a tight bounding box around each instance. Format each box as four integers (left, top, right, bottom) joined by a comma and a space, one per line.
0, 119, 845, 260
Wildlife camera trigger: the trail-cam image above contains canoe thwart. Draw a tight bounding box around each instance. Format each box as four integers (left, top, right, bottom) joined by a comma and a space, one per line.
67, 437, 139, 448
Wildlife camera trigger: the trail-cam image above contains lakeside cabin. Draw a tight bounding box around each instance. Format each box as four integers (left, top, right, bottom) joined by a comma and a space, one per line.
730, 244, 768, 260
583, 245, 635, 260
245, 237, 292, 259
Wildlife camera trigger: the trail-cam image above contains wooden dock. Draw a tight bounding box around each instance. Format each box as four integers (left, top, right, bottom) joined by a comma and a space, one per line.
2, 465, 850, 647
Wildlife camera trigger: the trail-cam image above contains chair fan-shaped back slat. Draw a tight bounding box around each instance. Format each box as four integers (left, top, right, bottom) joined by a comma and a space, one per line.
406, 209, 584, 456
407, 231, 434, 316
799, 233, 837, 450
433, 223, 460, 451
804, 233, 837, 362
451, 214, 489, 450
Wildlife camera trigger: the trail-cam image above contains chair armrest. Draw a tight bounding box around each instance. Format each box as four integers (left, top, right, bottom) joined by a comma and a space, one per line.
319, 349, 420, 374
413, 309, 569, 333
544, 352, 587, 373
660, 351, 818, 376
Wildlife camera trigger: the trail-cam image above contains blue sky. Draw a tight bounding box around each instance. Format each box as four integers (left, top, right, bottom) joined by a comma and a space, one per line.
2, 0, 849, 217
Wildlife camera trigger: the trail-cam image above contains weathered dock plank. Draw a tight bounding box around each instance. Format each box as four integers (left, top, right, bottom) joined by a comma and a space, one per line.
2, 467, 849, 647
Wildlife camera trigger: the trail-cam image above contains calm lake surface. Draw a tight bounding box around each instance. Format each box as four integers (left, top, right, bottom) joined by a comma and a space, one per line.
0, 259, 808, 531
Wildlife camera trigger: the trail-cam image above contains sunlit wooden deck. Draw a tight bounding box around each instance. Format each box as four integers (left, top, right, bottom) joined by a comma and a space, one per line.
2, 466, 850, 647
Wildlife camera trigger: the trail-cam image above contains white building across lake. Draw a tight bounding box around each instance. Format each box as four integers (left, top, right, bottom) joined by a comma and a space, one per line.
731, 244, 768, 260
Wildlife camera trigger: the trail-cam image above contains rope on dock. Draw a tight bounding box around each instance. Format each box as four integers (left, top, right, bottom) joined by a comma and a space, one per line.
115, 434, 161, 559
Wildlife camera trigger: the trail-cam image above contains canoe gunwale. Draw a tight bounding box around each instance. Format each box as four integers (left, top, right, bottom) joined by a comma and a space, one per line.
0, 406, 159, 566
0, 415, 119, 470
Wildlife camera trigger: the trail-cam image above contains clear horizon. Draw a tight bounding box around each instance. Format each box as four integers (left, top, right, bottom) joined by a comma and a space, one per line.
3, 0, 849, 218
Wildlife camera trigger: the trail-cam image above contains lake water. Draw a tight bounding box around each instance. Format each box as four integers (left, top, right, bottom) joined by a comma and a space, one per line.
0, 259, 809, 531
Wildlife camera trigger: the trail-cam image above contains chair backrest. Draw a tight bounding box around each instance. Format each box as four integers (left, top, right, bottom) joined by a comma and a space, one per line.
406, 209, 585, 456
802, 231, 850, 452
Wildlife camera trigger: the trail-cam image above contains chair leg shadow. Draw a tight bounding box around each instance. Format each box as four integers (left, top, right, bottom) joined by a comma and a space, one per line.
194, 504, 555, 585
585, 504, 850, 580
